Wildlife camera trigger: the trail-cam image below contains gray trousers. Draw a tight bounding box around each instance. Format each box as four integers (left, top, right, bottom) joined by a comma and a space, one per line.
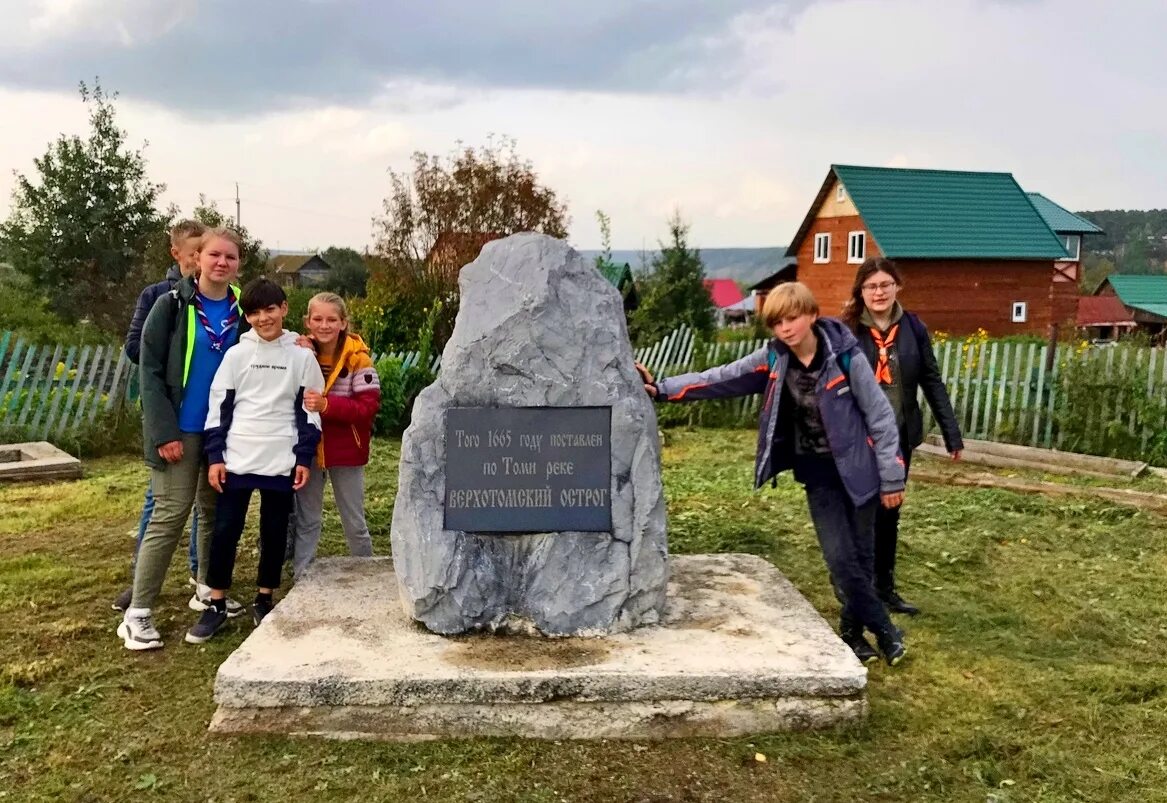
131, 433, 215, 610
289, 465, 373, 578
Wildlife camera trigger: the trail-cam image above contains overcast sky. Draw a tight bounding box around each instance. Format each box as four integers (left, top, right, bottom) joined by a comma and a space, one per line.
0, 0, 1162, 252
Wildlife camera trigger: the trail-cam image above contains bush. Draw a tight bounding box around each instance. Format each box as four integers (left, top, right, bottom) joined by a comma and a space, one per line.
371, 302, 440, 435
1055, 346, 1167, 464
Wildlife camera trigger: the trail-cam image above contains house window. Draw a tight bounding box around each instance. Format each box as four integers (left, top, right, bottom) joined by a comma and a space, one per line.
1060, 234, 1081, 261
848, 231, 866, 263
814, 233, 831, 263
1011, 301, 1028, 323
836, 184, 845, 202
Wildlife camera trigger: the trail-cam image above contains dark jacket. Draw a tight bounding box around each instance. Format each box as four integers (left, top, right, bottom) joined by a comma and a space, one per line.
854, 311, 963, 453
138, 276, 248, 469
125, 264, 183, 364
655, 317, 905, 506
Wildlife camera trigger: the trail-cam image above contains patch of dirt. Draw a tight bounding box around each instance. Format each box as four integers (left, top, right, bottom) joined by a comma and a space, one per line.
442, 635, 612, 671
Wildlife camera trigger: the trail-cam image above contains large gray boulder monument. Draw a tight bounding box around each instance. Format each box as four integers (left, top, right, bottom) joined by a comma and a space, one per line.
390, 232, 669, 636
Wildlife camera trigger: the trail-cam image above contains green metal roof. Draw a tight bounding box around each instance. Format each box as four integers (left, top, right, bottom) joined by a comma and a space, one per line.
788, 165, 1070, 260
1105, 275, 1167, 319
596, 259, 633, 291
1025, 192, 1104, 235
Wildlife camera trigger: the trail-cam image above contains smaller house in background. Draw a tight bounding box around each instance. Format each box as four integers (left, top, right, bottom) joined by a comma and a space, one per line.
1095, 275, 1167, 342
596, 261, 640, 312
268, 253, 332, 289
747, 256, 798, 316
703, 278, 746, 326
1076, 295, 1136, 342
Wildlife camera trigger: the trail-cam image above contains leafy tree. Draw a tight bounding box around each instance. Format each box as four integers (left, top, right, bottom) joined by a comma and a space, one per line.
1081, 254, 1115, 293
1118, 233, 1154, 275
360, 136, 569, 351
628, 212, 715, 346
320, 246, 369, 297
0, 81, 167, 332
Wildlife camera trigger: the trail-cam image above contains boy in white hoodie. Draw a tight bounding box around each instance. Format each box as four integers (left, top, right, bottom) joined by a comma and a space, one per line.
185, 278, 325, 644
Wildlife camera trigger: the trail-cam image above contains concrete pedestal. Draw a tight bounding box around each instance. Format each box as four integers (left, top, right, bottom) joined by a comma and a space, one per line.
210, 554, 867, 740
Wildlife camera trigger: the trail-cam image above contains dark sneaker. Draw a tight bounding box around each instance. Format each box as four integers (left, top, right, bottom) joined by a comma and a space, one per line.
842, 631, 879, 664
189, 584, 245, 618
117, 610, 163, 651
111, 587, 133, 612
879, 589, 920, 616
185, 608, 229, 644
875, 629, 907, 667
252, 598, 275, 627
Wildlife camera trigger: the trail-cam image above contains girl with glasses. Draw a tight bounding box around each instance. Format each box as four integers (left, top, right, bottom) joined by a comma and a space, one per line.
841, 258, 963, 618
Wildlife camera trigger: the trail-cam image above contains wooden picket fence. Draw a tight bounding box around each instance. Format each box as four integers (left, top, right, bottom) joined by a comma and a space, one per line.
4, 324, 1165, 462
629, 326, 1167, 459
0, 331, 133, 440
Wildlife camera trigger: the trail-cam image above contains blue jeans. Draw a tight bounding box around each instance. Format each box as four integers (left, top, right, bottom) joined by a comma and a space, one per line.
133, 483, 198, 577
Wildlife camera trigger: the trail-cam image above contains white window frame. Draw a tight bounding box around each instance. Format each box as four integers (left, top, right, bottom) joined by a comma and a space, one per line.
813, 232, 831, 263
847, 231, 866, 264
1059, 234, 1081, 261
1011, 301, 1028, 323
836, 184, 845, 202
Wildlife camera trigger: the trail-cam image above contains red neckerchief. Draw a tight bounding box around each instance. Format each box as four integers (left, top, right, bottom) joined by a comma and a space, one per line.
869, 323, 899, 385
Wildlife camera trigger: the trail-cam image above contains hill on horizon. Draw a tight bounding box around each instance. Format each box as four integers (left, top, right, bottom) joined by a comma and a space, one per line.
578, 247, 791, 288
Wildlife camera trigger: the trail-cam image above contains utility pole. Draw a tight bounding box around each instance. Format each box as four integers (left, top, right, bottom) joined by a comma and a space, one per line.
235, 182, 241, 228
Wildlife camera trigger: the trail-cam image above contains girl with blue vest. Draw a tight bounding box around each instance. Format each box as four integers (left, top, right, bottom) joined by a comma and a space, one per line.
638, 281, 908, 665
118, 228, 250, 651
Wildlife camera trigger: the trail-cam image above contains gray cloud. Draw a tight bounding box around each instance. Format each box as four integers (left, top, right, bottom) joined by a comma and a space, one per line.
0, 0, 810, 113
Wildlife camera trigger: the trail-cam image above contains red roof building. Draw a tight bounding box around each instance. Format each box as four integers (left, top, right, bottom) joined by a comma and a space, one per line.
703, 278, 745, 308
1076, 295, 1136, 341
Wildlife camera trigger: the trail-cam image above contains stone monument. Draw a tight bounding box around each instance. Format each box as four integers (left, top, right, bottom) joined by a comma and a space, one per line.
208, 233, 868, 740
390, 232, 668, 636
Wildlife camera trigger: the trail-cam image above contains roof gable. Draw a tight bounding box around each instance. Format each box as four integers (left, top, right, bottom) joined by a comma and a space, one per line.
787, 165, 1070, 260
1026, 193, 1104, 235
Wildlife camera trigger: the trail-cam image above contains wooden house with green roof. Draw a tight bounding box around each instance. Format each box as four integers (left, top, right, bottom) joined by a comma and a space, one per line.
785, 165, 1078, 335
1095, 274, 1167, 340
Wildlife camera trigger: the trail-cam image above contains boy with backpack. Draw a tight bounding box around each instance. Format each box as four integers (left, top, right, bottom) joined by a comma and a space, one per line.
638, 282, 908, 665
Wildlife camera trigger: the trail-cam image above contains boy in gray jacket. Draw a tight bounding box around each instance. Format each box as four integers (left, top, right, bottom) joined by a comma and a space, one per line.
639, 282, 907, 666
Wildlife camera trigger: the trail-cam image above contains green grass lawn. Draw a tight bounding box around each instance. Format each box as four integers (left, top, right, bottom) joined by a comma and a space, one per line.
2, 429, 1165, 802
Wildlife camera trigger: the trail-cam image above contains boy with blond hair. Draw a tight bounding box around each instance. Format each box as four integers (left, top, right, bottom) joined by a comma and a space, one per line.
639, 282, 908, 666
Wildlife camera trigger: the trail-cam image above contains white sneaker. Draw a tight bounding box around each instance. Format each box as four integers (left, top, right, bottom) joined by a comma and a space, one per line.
188, 583, 244, 618
117, 609, 163, 651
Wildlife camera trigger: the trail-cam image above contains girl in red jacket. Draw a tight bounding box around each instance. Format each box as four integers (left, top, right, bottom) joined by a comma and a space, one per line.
288, 293, 381, 577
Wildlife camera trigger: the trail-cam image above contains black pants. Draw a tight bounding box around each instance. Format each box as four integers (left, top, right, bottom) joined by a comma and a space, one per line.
206, 484, 293, 591
873, 445, 913, 593
805, 481, 895, 637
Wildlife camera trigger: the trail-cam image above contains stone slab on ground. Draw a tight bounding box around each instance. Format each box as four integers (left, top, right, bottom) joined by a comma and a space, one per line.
211, 554, 867, 740
0, 441, 81, 482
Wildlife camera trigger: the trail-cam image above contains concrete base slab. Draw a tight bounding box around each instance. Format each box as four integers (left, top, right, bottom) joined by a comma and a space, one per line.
211, 554, 867, 740
0, 441, 81, 482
